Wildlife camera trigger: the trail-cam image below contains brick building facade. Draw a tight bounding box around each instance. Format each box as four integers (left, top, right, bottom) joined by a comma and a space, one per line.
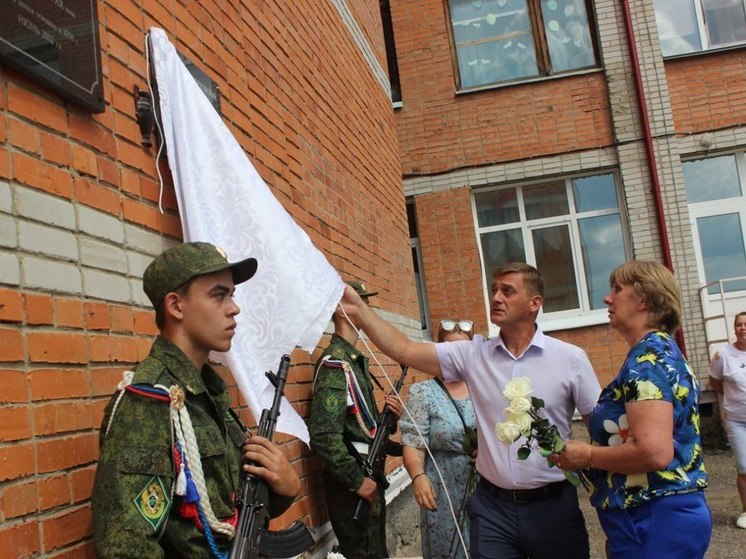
0, 1, 418, 556
3, 0, 746, 557
394, 0, 746, 390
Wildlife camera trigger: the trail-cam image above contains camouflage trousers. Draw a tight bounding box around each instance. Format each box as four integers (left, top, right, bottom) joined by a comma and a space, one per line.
323, 470, 389, 559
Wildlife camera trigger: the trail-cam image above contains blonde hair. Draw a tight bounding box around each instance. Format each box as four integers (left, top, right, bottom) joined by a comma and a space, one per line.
609, 261, 682, 334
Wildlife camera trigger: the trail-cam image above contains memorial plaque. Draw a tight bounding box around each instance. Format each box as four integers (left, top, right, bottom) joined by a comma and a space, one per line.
179, 53, 221, 114
0, 0, 104, 112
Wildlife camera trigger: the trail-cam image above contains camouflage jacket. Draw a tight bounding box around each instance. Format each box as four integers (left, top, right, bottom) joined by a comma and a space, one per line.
308, 334, 381, 493
92, 337, 292, 558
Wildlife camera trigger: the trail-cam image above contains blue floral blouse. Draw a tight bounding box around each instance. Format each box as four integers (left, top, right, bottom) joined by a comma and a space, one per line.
587, 331, 708, 510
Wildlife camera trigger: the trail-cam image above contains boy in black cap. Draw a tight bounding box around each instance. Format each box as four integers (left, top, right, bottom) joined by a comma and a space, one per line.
308, 280, 403, 558
92, 242, 300, 558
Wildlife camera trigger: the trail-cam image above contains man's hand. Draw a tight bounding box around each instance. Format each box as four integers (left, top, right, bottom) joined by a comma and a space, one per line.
384, 393, 404, 420
336, 284, 366, 324
242, 435, 301, 498
355, 476, 378, 504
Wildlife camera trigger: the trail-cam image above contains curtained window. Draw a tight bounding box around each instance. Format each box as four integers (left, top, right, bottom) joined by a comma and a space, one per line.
447, 0, 598, 89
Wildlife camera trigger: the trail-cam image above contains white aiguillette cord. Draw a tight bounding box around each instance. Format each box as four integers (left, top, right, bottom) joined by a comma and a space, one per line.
337, 303, 469, 558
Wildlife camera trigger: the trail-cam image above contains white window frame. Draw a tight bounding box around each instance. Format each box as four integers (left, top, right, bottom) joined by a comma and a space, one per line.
472, 171, 630, 334
656, 0, 746, 57
686, 150, 746, 299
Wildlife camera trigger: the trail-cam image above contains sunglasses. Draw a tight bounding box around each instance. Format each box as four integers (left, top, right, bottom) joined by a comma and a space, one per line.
440, 319, 473, 333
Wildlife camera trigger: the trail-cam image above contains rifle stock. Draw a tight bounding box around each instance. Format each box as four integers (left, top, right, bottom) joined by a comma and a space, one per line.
228, 355, 314, 558
353, 365, 409, 525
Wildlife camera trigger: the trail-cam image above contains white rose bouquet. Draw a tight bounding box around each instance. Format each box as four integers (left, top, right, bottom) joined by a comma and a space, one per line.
495, 377, 589, 490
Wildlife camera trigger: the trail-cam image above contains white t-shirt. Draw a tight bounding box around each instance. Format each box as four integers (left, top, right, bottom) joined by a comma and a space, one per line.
710, 343, 746, 421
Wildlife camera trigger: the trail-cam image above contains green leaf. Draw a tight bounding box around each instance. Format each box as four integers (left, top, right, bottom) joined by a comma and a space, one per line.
553, 438, 566, 453
564, 470, 581, 487
517, 447, 531, 460
531, 396, 545, 409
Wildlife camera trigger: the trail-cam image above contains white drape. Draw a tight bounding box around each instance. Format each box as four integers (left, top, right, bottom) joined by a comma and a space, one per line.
148, 27, 344, 443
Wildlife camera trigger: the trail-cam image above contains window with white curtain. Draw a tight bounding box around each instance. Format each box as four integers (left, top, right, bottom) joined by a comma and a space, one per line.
654, 0, 746, 57
474, 173, 629, 326
446, 0, 599, 89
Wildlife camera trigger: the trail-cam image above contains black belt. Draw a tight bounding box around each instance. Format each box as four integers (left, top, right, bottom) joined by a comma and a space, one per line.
479, 478, 571, 504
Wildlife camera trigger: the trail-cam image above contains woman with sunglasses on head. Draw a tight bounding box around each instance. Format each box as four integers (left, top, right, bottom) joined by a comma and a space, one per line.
400, 319, 478, 559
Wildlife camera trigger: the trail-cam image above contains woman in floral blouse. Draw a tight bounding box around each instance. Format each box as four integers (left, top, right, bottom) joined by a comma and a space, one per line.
552, 260, 711, 558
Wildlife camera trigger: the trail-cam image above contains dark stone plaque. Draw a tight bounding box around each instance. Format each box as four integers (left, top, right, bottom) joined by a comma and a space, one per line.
179, 53, 221, 114
0, 0, 104, 112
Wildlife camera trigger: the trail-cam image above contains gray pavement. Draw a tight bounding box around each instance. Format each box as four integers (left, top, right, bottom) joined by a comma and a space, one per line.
388, 446, 745, 558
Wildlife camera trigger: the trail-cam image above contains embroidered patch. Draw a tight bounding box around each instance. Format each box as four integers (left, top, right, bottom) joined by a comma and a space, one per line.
133, 476, 171, 532
324, 392, 343, 415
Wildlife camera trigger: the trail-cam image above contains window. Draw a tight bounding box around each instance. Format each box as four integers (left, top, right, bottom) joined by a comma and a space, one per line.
683, 153, 746, 294
407, 201, 431, 330
654, 0, 746, 57
474, 173, 628, 323
380, 0, 402, 104
447, 0, 599, 89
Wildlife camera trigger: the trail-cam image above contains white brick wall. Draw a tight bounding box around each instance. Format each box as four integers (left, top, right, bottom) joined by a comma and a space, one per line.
0, 182, 172, 305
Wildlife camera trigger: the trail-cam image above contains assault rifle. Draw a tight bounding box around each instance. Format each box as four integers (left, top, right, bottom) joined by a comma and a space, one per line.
229, 354, 315, 559
352, 365, 409, 525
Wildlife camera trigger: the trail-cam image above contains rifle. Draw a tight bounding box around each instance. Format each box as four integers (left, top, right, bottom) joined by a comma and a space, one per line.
352, 365, 409, 525
229, 354, 315, 559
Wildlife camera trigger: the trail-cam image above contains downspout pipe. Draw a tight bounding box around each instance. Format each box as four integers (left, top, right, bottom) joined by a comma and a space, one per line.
620, 0, 688, 355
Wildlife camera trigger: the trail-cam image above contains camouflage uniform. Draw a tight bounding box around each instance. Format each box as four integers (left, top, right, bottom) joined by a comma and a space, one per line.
308, 333, 389, 559
92, 337, 292, 558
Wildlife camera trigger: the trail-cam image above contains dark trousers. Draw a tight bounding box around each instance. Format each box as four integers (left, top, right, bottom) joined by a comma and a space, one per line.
323, 471, 389, 559
467, 480, 590, 559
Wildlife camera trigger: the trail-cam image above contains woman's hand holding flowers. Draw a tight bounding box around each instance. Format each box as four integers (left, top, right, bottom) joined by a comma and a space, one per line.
550, 440, 594, 471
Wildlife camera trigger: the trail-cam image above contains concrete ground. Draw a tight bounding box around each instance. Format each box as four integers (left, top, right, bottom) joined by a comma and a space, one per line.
387, 443, 746, 558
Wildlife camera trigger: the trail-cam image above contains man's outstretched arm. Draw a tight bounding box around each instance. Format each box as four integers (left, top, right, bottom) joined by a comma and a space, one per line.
337, 284, 442, 377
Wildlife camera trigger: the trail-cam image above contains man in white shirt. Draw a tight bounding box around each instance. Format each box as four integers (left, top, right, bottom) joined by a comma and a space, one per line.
337, 262, 600, 559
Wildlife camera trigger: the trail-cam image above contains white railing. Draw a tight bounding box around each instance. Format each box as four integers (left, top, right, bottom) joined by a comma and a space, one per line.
698, 276, 746, 359
697, 276, 746, 403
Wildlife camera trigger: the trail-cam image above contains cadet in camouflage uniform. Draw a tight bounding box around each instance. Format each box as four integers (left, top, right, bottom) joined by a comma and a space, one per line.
308, 281, 404, 559
92, 242, 300, 558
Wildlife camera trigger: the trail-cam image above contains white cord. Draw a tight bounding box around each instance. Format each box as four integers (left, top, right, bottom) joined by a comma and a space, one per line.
336, 303, 470, 558
144, 30, 167, 214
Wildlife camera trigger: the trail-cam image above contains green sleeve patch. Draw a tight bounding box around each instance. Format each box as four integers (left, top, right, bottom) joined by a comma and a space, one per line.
133, 475, 171, 532
324, 392, 344, 415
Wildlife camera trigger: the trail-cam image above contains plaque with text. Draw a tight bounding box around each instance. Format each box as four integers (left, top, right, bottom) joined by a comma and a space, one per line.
0, 0, 104, 112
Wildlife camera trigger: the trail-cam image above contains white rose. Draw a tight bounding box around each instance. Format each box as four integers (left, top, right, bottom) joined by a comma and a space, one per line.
495, 421, 521, 443
507, 396, 531, 415
503, 377, 533, 400
505, 410, 532, 434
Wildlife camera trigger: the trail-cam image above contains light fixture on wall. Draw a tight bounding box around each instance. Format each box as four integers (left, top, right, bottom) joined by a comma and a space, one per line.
134, 85, 154, 148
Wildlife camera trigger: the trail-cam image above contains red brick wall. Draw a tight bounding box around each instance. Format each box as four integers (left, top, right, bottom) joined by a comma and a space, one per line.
666, 50, 746, 133
414, 186, 488, 334
0, 1, 414, 556
390, 0, 614, 175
